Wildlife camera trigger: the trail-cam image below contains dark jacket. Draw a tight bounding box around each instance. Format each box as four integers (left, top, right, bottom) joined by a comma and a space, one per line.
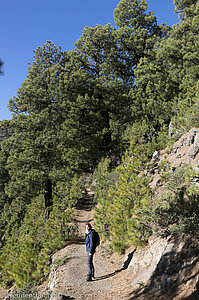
85, 229, 95, 254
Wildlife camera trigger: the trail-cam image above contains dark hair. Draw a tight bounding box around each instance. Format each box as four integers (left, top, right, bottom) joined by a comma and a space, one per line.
86, 223, 92, 230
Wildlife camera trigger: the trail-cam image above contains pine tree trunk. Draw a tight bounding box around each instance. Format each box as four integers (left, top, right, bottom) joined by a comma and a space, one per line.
44, 179, 53, 220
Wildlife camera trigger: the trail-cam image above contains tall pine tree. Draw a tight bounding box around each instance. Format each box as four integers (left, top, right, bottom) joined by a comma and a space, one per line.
5, 42, 66, 224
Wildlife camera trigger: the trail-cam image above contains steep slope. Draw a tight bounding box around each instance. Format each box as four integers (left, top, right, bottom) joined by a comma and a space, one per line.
48, 128, 199, 300
127, 128, 199, 299
149, 127, 199, 193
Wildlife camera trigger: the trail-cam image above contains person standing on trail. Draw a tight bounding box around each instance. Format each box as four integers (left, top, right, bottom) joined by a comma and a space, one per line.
85, 223, 95, 281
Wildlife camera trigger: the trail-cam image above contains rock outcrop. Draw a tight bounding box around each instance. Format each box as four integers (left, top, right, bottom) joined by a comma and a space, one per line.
128, 235, 199, 299
149, 128, 199, 191
127, 128, 199, 299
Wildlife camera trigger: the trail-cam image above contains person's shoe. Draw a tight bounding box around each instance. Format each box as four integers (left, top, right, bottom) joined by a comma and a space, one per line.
92, 274, 95, 279
86, 275, 92, 282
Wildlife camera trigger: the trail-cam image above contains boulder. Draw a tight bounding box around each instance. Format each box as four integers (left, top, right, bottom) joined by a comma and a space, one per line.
152, 151, 160, 160
128, 236, 174, 287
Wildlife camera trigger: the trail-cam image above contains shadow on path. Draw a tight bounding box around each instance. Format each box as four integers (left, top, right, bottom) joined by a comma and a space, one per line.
76, 218, 93, 224
74, 194, 95, 212
60, 296, 75, 300
64, 238, 85, 246
122, 248, 137, 269
93, 248, 136, 282
93, 267, 125, 281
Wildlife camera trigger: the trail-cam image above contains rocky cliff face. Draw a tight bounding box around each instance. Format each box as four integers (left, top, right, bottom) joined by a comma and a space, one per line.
128, 235, 199, 299
149, 127, 199, 192
127, 128, 199, 299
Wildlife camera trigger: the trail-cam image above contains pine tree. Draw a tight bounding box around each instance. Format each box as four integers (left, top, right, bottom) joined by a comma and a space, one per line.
93, 157, 116, 238
113, 0, 162, 82
127, 27, 178, 152
59, 24, 132, 170
5, 42, 66, 222
94, 147, 151, 254
0, 148, 10, 211
0, 145, 12, 242
174, 0, 198, 19
0, 191, 76, 287
125, 0, 199, 151
158, 0, 199, 123
0, 58, 3, 75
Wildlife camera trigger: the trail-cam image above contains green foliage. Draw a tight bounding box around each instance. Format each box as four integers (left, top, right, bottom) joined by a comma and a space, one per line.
93, 157, 118, 237
53, 253, 70, 268
60, 94, 105, 172
188, 98, 199, 128
55, 175, 84, 209
113, 0, 162, 81
94, 150, 151, 254
159, 0, 199, 129
0, 193, 76, 288
0, 148, 10, 212
123, 120, 168, 162
9, 41, 64, 115
176, 90, 199, 130
174, 0, 198, 19
43, 195, 76, 252
127, 0, 199, 145
148, 166, 199, 237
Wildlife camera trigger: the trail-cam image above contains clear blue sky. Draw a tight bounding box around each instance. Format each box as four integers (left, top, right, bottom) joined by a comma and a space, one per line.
0, 0, 179, 121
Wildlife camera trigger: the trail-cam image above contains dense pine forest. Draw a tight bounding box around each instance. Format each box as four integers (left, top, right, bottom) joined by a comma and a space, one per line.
0, 0, 198, 289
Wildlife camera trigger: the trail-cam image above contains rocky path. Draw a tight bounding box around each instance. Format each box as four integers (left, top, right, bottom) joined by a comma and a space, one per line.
48, 191, 132, 300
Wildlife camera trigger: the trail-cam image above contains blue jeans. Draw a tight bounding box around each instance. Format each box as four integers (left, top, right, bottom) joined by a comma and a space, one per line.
87, 252, 94, 276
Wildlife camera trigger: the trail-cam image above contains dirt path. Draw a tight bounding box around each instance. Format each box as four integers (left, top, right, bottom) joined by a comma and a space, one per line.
49, 191, 133, 300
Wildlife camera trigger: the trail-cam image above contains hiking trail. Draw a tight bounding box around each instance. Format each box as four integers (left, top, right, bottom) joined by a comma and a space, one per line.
48, 189, 133, 300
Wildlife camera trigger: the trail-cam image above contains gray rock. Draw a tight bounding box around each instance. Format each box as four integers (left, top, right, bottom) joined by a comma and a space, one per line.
161, 274, 172, 290
50, 292, 65, 300
129, 236, 174, 286
157, 257, 168, 273
190, 127, 199, 136
171, 148, 177, 154
156, 179, 162, 187
168, 121, 174, 138
190, 132, 199, 158
193, 164, 199, 173
184, 128, 198, 147
193, 132, 199, 156
152, 151, 160, 160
